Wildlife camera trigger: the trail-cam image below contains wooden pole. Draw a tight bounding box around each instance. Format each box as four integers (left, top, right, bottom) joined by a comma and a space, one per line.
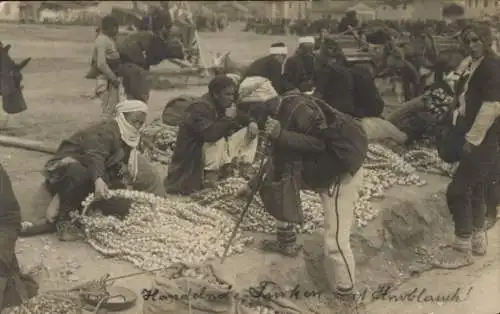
0, 134, 57, 155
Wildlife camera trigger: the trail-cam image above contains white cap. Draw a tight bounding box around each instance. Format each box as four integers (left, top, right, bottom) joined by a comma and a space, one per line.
269, 46, 288, 55
238, 76, 278, 103
298, 36, 315, 44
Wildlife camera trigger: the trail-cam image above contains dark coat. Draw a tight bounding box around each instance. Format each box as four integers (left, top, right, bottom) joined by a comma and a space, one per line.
242, 55, 284, 94
453, 54, 500, 181
282, 53, 316, 92
314, 58, 356, 117
45, 120, 130, 184
0, 165, 21, 229
350, 64, 385, 118
250, 91, 349, 191
0, 164, 38, 311
165, 94, 243, 195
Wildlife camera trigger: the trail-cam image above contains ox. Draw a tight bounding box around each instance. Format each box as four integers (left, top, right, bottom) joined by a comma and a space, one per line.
0, 42, 30, 115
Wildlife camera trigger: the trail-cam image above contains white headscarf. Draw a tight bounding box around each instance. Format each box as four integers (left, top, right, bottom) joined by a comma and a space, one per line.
238, 76, 278, 103
114, 99, 148, 182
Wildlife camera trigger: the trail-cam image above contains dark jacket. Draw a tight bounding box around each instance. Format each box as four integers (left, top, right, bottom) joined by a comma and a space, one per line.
250, 91, 347, 191
46, 120, 130, 183
453, 54, 500, 180
0, 165, 21, 229
350, 64, 385, 118
282, 53, 316, 92
314, 58, 356, 117
242, 55, 284, 94
165, 94, 245, 194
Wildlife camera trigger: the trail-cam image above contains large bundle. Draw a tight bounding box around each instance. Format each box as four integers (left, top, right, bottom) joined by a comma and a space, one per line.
388, 84, 454, 142
72, 189, 253, 270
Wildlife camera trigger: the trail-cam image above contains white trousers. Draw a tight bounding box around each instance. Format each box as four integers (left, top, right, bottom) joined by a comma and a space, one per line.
318, 168, 364, 291
202, 127, 258, 171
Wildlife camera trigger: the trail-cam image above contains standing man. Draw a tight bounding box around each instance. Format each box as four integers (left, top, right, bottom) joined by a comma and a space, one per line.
282, 36, 316, 94
92, 15, 121, 117
241, 42, 288, 94
314, 36, 356, 116
238, 78, 367, 310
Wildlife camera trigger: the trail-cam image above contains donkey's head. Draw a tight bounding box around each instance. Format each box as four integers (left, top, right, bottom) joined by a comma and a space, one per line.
0, 43, 31, 96
0, 42, 30, 114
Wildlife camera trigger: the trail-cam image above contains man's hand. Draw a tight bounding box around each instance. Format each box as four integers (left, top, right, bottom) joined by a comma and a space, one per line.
264, 118, 281, 139
236, 184, 252, 199
225, 105, 237, 118
247, 121, 259, 140
110, 77, 120, 88
94, 177, 111, 200
463, 141, 474, 154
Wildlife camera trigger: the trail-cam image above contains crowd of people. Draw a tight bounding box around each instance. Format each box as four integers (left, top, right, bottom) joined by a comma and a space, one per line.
245, 10, 500, 37
0, 11, 499, 313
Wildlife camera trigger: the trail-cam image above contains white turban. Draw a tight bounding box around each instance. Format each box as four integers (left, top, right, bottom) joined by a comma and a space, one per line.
238, 76, 278, 103
269, 46, 288, 55
298, 36, 315, 44
226, 73, 241, 85
114, 99, 148, 182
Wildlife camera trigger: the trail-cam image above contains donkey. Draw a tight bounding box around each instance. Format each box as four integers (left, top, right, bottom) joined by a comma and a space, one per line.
0, 42, 31, 115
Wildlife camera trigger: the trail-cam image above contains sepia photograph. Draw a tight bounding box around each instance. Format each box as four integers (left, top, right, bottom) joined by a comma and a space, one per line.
0, 0, 497, 313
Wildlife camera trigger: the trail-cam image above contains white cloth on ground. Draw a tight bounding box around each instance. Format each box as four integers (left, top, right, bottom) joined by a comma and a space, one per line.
202, 127, 258, 171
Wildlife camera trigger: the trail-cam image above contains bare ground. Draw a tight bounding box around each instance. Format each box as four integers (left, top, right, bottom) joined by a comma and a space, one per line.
0, 22, 498, 314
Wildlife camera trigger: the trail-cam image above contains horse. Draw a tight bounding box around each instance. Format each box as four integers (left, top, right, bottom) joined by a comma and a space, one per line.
0, 43, 31, 115
116, 30, 184, 71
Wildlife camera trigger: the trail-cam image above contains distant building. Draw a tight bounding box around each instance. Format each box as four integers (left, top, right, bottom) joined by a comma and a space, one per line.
309, 1, 375, 21
375, 0, 463, 21
0, 1, 21, 22
249, 1, 311, 21
463, 0, 499, 18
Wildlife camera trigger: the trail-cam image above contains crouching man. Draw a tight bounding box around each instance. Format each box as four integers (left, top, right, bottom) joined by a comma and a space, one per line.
238, 79, 368, 308
165, 75, 259, 195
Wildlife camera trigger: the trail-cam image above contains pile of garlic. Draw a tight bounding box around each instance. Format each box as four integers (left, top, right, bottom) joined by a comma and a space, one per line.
3, 292, 81, 314
72, 189, 253, 271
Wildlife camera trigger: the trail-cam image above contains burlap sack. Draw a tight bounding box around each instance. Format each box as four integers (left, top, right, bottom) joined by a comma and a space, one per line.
360, 117, 408, 144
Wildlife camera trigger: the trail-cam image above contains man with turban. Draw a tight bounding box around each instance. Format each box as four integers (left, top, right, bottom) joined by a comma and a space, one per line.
33, 65, 165, 236
237, 77, 367, 312
434, 23, 500, 269
165, 75, 259, 194
241, 42, 288, 94
282, 36, 317, 94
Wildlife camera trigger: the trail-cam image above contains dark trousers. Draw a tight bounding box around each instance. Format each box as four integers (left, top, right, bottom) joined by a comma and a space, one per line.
485, 180, 499, 220
46, 162, 124, 218
447, 158, 495, 238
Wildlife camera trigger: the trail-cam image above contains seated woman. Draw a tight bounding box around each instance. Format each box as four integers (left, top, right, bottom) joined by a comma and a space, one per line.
165, 75, 259, 195
0, 164, 39, 311
41, 64, 165, 228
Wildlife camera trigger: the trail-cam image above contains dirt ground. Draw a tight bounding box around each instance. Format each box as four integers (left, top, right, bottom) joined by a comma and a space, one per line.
0, 22, 498, 314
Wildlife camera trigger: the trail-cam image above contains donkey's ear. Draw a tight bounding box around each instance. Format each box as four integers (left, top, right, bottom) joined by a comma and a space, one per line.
4, 44, 11, 52
16, 57, 31, 70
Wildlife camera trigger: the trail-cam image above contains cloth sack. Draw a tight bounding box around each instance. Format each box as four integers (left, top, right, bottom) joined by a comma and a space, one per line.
361, 117, 408, 144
